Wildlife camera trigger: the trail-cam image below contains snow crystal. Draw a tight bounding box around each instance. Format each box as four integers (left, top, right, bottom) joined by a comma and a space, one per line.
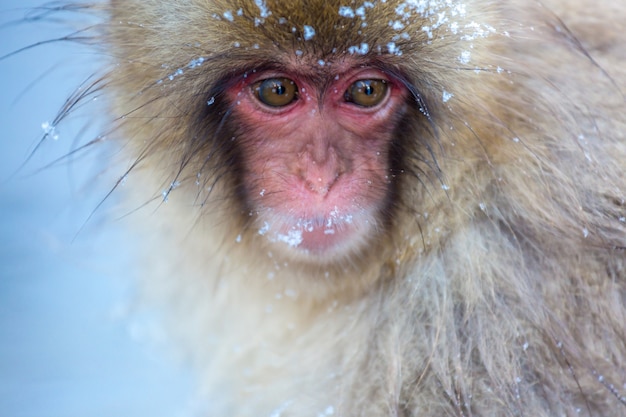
275, 229, 304, 247
383, 1, 496, 49
422, 25, 434, 39
459, 50, 471, 64
303, 25, 316, 40
187, 57, 205, 68
461, 21, 496, 41
442, 90, 453, 102
41, 121, 59, 140
395, 1, 466, 23
347, 43, 369, 55
339, 6, 355, 18
258, 222, 270, 236
390, 20, 405, 30
355, 5, 370, 18
163, 67, 184, 82
223, 10, 234, 21
255, 0, 271, 18
387, 42, 402, 55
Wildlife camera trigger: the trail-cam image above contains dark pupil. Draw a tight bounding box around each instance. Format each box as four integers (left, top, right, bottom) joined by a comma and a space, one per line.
274, 84, 286, 95
362, 84, 374, 95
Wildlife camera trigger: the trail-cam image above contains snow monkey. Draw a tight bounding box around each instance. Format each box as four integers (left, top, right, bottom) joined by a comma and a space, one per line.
31, 0, 626, 415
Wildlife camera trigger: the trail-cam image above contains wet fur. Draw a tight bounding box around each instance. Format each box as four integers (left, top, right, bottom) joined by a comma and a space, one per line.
31, 0, 626, 415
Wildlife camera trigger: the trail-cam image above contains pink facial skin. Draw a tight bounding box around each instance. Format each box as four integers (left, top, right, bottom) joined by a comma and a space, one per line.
227, 64, 409, 260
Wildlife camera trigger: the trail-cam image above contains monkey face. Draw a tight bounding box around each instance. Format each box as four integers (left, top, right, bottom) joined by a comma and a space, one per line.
225, 63, 409, 259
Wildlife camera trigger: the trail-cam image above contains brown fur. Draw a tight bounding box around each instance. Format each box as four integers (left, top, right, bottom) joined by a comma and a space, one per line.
60, 0, 626, 415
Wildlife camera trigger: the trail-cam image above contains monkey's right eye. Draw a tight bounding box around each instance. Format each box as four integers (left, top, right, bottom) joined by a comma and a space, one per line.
344, 79, 388, 107
253, 78, 298, 107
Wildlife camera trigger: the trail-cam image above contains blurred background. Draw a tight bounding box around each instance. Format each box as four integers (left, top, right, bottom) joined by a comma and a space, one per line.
0, 2, 194, 416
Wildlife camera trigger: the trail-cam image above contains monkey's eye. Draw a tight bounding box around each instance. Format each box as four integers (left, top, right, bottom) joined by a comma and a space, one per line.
253, 77, 298, 107
344, 79, 388, 107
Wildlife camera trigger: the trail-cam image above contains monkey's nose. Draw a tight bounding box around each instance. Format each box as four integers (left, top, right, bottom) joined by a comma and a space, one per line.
299, 154, 343, 196
297, 144, 343, 196
304, 173, 340, 196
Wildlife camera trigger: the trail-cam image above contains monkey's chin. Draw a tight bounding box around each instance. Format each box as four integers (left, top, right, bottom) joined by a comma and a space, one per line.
257, 209, 376, 260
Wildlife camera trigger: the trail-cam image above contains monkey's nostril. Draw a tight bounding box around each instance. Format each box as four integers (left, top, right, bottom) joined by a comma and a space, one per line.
304, 177, 331, 196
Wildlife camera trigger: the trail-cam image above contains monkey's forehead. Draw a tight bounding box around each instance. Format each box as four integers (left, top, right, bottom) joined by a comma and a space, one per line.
110, 0, 491, 64
213, 0, 475, 55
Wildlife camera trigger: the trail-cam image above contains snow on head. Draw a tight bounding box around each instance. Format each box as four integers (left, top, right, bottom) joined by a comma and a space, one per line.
339, 6, 355, 18
253, 0, 271, 25
339, 3, 374, 20
348, 43, 369, 55
254, 0, 270, 18
390, 1, 495, 50
336, 1, 496, 59
303, 25, 316, 40
223, 10, 234, 21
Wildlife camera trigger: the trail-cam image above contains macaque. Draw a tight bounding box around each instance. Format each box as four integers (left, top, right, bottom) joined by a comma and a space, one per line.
31, 0, 626, 415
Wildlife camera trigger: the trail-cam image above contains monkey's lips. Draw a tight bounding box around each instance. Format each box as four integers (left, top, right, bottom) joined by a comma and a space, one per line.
257, 207, 375, 257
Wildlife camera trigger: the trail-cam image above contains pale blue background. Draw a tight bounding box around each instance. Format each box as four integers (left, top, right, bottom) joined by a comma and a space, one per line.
0, 2, 194, 416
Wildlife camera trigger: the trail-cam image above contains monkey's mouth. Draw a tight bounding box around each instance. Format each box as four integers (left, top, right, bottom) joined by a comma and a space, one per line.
256, 207, 376, 257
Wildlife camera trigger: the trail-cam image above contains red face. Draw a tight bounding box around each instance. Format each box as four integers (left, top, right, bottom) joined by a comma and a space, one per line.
227, 63, 409, 260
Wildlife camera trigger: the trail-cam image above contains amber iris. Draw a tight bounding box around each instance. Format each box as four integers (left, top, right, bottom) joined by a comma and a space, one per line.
344, 79, 388, 107
254, 78, 298, 107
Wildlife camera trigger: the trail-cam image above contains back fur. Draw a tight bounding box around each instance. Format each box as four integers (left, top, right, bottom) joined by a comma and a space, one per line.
71, 0, 626, 415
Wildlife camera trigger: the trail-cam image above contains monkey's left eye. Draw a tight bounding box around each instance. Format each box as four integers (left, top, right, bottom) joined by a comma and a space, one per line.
253, 77, 298, 107
344, 79, 388, 107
